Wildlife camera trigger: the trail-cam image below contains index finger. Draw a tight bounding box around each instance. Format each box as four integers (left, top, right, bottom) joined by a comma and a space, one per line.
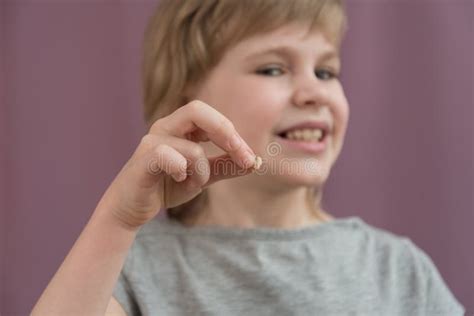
154, 100, 256, 169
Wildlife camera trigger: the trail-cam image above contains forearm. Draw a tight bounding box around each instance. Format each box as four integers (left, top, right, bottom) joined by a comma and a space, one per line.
31, 199, 139, 316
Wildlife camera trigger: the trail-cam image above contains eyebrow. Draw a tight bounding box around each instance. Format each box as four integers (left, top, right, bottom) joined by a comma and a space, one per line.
244, 45, 340, 63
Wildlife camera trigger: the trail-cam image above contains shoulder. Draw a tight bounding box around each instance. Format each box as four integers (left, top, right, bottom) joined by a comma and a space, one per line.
352, 219, 465, 314
354, 219, 442, 283
348, 218, 431, 261
336, 217, 422, 265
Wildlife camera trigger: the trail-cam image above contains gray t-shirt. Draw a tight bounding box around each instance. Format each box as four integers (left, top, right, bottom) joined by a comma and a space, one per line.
113, 215, 465, 315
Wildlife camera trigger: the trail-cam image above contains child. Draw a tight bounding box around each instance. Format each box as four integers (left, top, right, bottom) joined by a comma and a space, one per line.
32, 0, 465, 315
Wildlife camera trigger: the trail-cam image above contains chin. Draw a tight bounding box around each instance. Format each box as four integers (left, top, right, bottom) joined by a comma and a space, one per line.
268, 171, 328, 188
274, 156, 329, 178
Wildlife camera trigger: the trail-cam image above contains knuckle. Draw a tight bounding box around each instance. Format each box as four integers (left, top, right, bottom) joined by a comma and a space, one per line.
188, 100, 205, 113
152, 144, 183, 174
140, 134, 155, 150
192, 99, 206, 108
192, 159, 210, 184
153, 144, 169, 156
188, 144, 205, 159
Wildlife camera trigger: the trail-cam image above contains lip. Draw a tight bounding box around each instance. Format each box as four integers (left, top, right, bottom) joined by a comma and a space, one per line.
275, 133, 329, 154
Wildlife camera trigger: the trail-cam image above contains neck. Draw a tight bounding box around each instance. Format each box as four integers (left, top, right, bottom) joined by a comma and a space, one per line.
182, 177, 333, 229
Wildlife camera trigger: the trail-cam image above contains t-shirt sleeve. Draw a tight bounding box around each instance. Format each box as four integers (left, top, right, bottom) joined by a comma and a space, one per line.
405, 239, 466, 315
112, 245, 141, 316
113, 269, 140, 316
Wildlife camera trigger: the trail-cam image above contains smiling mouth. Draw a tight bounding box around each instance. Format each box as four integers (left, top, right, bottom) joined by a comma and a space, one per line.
276, 129, 328, 143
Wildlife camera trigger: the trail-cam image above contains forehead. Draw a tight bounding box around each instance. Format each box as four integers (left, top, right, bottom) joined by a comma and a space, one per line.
229, 24, 340, 61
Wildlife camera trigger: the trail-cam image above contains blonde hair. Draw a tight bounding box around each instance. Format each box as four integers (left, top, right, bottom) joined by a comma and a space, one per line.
141, 0, 348, 223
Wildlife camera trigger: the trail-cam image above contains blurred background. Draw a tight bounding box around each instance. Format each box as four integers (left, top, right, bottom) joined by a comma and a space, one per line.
1, 0, 472, 314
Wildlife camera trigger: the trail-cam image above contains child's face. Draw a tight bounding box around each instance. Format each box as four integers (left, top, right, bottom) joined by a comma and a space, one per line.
188, 23, 349, 187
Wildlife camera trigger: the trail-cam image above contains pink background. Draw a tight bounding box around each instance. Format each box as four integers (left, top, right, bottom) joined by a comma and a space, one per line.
1, 0, 472, 314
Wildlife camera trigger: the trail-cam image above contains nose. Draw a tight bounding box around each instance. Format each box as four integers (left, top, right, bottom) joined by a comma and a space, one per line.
291, 71, 330, 108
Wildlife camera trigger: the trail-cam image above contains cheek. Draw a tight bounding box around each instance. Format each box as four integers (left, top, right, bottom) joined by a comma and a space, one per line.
338, 93, 350, 127
214, 81, 284, 136
332, 95, 350, 148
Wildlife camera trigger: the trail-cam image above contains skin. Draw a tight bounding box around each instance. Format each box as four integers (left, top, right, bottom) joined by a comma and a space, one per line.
31, 21, 352, 316
183, 23, 350, 229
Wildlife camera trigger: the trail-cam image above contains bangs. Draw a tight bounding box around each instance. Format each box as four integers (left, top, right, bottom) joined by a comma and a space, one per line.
212, 0, 348, 57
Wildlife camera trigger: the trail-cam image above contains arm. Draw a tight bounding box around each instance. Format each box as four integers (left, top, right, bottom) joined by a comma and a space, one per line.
31, 198, 139, 316
31, 100, 257, 315
105, 297, 128, 316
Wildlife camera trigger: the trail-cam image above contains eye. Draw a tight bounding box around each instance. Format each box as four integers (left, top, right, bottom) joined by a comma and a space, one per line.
256, 66, 285, 77
315, 69, 338, 80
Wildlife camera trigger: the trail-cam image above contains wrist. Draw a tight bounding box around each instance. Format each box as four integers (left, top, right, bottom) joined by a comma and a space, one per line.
94, 196, 143, 233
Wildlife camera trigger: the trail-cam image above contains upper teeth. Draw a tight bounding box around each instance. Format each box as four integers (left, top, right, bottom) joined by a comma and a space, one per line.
285, 129, 324, 141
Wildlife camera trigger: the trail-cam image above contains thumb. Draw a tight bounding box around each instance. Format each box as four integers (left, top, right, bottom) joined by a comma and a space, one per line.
203, 153, 255, 188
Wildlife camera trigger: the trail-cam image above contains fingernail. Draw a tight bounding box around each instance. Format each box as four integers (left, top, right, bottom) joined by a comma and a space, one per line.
228, 134, 242, 151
